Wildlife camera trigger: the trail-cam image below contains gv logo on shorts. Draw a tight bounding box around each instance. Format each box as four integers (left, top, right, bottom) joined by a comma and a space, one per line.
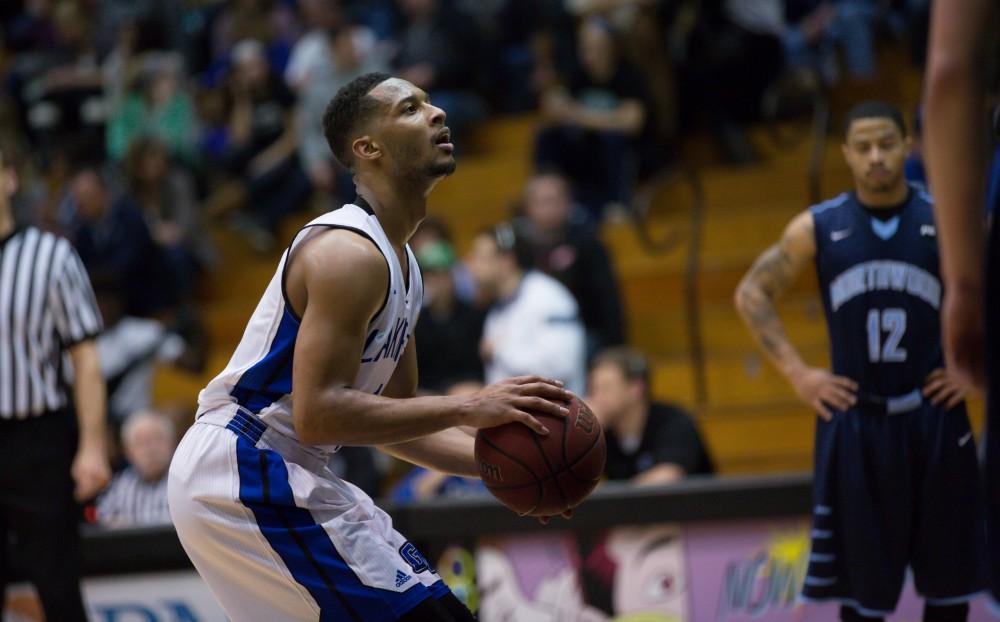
399, 542, 430, 574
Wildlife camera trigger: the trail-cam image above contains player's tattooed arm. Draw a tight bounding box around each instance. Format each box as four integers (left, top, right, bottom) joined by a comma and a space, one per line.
734, 210, 816, 376
735, 211, 858, 420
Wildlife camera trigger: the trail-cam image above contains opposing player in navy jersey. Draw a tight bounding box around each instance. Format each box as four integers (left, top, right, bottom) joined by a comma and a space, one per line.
168, 72, 573, 621
924, 0, 999, 607
735, 101, 988, 622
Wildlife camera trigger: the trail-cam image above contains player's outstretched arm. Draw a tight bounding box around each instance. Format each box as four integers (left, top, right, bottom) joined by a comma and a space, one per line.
734, 211, 857, 420
289, 230, 570, 446
924, 0, 992, 391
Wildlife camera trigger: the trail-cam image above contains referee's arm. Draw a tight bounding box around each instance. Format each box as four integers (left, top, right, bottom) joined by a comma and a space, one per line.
69, 339, 110, 501
54, 245, 111, 501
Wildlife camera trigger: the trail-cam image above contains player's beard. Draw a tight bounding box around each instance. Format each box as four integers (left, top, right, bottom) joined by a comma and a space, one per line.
395, 141, 456, 180
425, 156, 457, 178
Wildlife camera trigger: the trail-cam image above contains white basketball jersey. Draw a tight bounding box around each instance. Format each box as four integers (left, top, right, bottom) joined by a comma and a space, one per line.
197, 200, 423, 451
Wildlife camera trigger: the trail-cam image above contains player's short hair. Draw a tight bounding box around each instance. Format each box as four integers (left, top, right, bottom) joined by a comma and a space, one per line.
322, 72, 392, 169
843, 101, 907, 139
483, 221, 534, 271
592, 346, 650, 389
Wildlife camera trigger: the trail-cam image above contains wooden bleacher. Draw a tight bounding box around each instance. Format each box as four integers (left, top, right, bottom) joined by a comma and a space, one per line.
154, 50, 984, 475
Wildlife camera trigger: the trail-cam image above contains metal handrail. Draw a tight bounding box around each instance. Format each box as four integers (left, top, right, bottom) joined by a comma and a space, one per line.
629, 164, 707, 405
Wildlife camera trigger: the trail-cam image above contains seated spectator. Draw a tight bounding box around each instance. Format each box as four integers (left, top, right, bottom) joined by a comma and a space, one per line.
285, 0, 382, 94
414, 240, 484, 393
106, 52, 197, 166
534, 17, 648, 218
516, 172, 625, 358
96, 410, 176, 527
66, 165, 178, 317
681, 0, 784, 163
409, 216, 476, 303
782, 0, 880, 84
390, 466, 486, 504
221, 39, 311, 251
94, 291, 191, 423
123, 136, 216, 296
291, 3, 389, 206
588, 347, 713, 484
390, 383, 486, 504
466, 222, 586, 395
392, 0, 485, 140
209, 0, 300, 75
12, 0, 106, 161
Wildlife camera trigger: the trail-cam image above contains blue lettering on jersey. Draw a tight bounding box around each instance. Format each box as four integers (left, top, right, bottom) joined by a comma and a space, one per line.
366, 317, 410, 364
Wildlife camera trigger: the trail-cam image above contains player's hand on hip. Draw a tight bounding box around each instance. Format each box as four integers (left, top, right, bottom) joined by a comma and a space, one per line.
72, 444, 112, 502
923, 367, 969, 410
458, 376, 571, 435
942, 288, 987, 393
789, 366, 857, 421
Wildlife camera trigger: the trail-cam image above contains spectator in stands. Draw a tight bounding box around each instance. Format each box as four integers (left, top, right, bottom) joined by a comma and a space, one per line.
415, 240, 484, 394
782, 0, 880, 84
564, 0, 679, 143
209, 0, 300, 74
588, 347, 714, 484
106, 51, 197, 166
291, 2, 389, 206
94, 292, 191, 423
390, 383, 486, 504
11, 0, 106, 161
534, 16, 648, 219
516, 172, 626, 358
467, 222, 587, 395
680, 0, 784, 163
222, 39, 311, 250
392, 0, 485, 140
410, 216, 476, 303
96, 410, 175, 527
390, 460, 485, 503
67, 165, 177, 317
123, 136, 215, 296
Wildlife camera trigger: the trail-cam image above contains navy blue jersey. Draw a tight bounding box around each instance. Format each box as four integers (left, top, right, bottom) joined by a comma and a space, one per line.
811, 185, 943, 395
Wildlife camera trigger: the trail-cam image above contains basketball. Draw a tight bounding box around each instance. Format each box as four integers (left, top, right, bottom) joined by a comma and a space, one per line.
475, 395, 606, 517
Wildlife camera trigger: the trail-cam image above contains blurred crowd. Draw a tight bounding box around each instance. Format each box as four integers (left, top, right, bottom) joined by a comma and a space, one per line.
0, 0, 940, 526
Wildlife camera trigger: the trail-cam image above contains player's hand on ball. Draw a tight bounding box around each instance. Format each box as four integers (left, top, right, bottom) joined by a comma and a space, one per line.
459, 376, 571, 435
922, 367, 969, 410
789, 366, 858, 421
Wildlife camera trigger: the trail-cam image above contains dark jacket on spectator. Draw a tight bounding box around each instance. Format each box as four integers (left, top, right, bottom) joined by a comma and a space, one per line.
525, 219, 626, 354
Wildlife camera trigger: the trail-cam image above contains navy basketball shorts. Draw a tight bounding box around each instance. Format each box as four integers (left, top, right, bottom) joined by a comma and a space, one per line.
801, 401, 988, 616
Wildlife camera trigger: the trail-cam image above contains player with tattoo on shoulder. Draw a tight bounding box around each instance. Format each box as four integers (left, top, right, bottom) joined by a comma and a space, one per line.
735, 101, 987, 622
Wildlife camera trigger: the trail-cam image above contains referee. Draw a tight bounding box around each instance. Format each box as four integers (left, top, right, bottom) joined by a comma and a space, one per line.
0, 142, 110, 619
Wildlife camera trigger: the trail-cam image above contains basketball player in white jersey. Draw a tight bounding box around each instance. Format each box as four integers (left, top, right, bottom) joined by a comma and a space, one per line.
167, 72, 572, 621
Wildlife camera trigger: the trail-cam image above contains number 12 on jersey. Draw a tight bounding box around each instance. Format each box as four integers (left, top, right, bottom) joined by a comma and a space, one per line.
867, 308, 907, 363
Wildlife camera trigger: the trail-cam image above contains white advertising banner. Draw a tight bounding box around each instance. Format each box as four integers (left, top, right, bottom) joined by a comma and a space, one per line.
3, 572, 226, 622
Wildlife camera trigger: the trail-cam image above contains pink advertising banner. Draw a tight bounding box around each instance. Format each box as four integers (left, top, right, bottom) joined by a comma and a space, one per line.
446, 518, 997, 622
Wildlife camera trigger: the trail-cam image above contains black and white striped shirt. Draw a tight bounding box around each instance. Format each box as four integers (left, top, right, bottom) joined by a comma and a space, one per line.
95, 467, 170, 526
0, 226, 102, 419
